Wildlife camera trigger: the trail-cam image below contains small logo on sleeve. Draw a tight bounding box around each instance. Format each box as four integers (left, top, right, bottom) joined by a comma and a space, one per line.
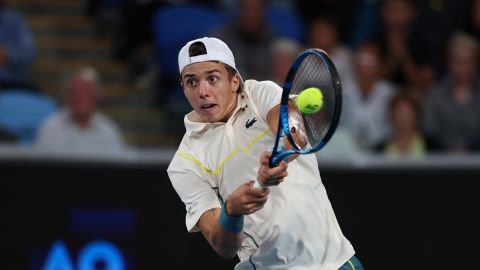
245, 117, 257, 129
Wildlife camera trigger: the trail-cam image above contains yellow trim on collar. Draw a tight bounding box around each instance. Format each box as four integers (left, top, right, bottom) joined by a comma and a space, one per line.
177, 128, 270, 175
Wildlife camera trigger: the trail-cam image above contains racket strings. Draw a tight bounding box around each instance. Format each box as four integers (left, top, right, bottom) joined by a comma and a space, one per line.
289, 53, 339, 150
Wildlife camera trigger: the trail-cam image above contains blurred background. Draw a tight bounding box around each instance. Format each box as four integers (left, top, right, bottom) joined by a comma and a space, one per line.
1, 0, 480, 269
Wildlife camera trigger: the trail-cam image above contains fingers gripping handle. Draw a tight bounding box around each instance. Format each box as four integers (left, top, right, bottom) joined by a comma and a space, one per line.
254, 153, 278, 189
253, 144, 288, 189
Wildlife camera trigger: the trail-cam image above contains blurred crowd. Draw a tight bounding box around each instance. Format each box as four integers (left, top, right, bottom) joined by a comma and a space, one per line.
2, 0, 480, 158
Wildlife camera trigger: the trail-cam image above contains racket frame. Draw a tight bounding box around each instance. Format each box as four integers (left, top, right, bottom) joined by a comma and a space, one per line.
269, 49, 342, 167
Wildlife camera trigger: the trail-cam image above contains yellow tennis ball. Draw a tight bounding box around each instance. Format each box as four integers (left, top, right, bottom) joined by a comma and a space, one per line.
295, 87, 323, 114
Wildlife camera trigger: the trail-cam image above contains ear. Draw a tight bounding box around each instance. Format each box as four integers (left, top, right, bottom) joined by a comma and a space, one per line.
179, 79, 186, 94
231, 74, 240, 93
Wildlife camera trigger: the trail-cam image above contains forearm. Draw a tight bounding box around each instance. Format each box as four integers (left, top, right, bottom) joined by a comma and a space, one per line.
198, 182, 268, 258
209, 219, 244, 258
199, 205, 244, 259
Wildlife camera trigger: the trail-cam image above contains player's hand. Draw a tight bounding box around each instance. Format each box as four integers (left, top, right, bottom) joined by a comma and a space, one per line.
257, 151, 288, 186
227, 181, 270, 215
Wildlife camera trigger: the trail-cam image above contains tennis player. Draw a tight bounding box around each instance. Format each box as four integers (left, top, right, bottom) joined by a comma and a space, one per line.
167, 37, 364, 270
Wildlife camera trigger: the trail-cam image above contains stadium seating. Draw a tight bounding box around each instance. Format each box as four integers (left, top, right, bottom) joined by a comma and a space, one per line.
152, 4, 226, 78
266, 5, 306, 44
0, 90, 58, 145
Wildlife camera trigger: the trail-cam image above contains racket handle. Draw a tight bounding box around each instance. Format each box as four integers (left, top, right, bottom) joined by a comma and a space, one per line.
253, 179, 266, 189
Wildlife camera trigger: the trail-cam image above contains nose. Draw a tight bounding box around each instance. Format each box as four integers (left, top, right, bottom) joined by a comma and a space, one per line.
198, 81, 210, 98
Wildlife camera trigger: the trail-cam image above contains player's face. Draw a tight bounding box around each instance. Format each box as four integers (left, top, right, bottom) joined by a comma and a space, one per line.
181, 61, 240, 123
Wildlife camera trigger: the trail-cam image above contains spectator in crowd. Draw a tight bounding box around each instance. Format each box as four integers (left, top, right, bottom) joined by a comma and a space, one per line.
270, 37, 302, 85
422, 32, 480, 154
306, 16, 354, 83
34, 67, 126, 155
374, 93, 436, 157
213, 0, 277, 80
342, 41, 398, 152
463, 0, 480, 36
0, 0, 36, 89
402, 62, 436, 110
373, 0, 433, 87
295, 0, 359, 40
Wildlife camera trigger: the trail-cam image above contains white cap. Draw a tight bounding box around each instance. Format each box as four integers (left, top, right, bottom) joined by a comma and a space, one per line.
178, 37, 238, 75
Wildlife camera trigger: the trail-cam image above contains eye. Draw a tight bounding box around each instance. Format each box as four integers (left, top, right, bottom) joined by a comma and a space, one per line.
208, 75, 219, 83
185, 78, 197, 87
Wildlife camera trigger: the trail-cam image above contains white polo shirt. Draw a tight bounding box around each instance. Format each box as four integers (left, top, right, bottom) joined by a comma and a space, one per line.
167, 79, 354, 270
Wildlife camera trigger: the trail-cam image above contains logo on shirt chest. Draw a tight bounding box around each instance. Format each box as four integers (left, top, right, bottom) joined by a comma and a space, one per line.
245, 117, 257, 129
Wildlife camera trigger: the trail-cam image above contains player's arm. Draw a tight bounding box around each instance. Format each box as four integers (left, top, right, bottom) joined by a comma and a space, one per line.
266, 103, 281, 135
196, 207, 243, 258
196, 181, 270, 258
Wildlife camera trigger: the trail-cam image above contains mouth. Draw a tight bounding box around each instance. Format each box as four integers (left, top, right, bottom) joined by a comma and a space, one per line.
200, 103, 217, 111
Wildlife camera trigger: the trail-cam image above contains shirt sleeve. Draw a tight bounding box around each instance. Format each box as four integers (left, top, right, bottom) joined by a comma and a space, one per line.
244, 80, 283, 122
167, 152, 221, 233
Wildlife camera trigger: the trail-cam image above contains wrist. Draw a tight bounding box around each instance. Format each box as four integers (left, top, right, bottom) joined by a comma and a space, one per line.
218, 200, 244, 233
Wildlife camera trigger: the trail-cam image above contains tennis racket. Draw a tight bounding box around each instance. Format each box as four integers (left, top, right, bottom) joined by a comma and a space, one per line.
254, 49, 342, 188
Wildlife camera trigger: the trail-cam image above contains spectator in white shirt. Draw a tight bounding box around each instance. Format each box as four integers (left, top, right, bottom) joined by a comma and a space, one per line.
342, 41, 398, 152
34, 67, 126, 156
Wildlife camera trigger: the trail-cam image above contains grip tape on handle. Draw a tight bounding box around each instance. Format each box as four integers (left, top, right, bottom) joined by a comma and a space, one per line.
253, 180, 266, 189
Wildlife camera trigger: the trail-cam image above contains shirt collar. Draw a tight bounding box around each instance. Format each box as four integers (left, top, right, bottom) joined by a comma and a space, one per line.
184, 92, 248, 136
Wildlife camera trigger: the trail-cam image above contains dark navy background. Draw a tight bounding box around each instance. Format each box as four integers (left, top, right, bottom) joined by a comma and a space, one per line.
2, 160, 477, 269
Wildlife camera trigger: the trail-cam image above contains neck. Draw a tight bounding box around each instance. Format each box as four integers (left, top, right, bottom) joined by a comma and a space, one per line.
454, 79, 471, 90
220, 93, 238, 123
387, 23, 409, 35
359, 80, 375, 95
71, 114, 92, 129
392, 128, 417, 149
453, 82, 472, 103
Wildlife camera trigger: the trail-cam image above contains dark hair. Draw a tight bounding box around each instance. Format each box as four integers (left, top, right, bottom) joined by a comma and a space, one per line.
188, 41, 207, 57
183, 41, 243, 92
389, 93, 421, 121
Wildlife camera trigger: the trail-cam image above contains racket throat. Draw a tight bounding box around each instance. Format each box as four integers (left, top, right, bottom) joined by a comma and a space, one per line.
269, 150, 296, 167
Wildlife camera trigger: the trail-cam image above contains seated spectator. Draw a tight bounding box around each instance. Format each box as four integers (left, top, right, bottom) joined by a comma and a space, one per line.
34, 67, 126, 156
374, 93, 437, 157
0, 0, 36, 89
462, 0, 480, 42
342, 41, 398, 152
270, 37, 302, 85
402, 62, 436, 110
295, 0, 358, 40
213, 0, 277, 80
373, 0, 433, 87
423, 32, 480, 154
